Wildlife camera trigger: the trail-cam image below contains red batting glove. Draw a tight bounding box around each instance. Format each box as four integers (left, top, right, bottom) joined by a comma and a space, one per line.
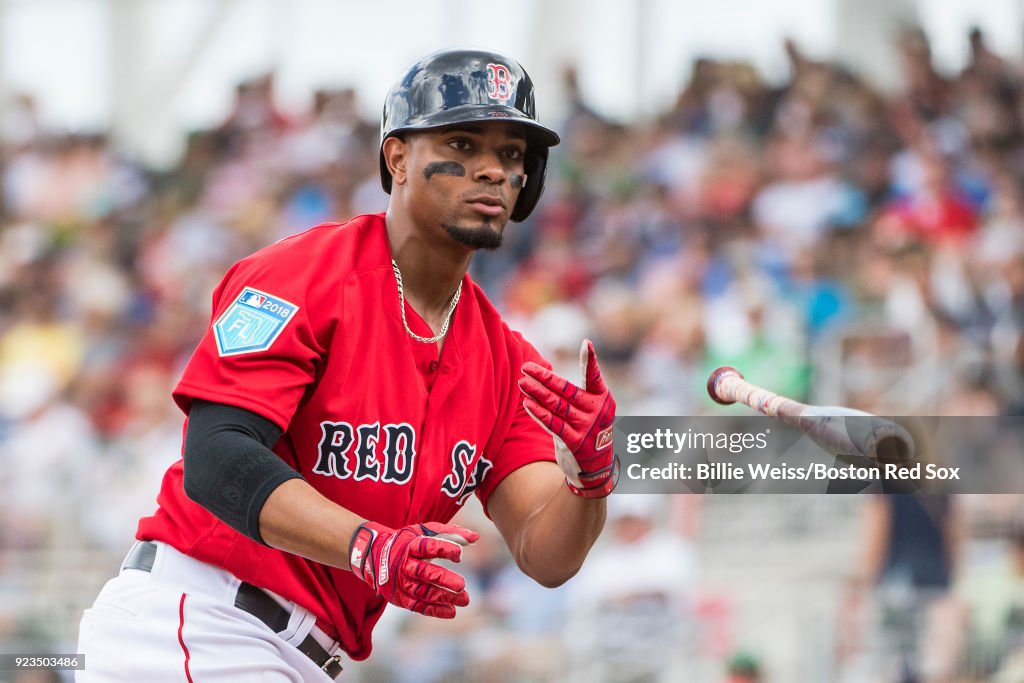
348, 521, 479, 619
518, 339, 619, 498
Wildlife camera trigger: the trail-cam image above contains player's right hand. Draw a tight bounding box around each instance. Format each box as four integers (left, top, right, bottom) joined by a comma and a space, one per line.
347, 521, 478, 618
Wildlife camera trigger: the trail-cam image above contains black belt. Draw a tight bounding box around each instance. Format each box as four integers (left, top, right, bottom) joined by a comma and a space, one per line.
123, 541, 343, 680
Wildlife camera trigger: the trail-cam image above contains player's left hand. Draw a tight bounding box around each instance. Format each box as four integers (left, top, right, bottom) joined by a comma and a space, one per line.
519, 339, 619, 498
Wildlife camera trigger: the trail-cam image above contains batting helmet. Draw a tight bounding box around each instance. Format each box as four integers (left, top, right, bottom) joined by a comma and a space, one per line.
380, 48, 560, 222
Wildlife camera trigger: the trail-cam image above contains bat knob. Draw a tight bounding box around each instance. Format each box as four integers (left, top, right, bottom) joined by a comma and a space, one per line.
707, 366, 743, 405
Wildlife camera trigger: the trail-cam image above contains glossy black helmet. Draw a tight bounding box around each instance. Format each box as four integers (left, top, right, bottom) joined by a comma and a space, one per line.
380, 48, 560, 222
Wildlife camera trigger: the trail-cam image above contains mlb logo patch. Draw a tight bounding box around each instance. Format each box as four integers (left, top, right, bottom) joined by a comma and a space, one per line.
242, 292, 266, 308
214, 287, 298, 356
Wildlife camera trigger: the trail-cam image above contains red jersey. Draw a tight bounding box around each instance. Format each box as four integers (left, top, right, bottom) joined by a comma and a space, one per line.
137, 213, 556, 660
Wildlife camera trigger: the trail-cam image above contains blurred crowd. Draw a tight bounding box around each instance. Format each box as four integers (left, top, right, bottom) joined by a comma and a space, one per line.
3, 24, 1024, 682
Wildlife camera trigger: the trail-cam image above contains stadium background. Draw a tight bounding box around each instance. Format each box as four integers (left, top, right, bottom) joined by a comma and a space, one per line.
2, 1, 1024, 680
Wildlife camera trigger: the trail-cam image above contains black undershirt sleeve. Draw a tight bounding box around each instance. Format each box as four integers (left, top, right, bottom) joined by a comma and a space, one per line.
182, 399, 302, 545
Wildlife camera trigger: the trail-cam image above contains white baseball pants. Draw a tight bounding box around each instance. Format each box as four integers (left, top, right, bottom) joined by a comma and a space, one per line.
76, 541, 344, 682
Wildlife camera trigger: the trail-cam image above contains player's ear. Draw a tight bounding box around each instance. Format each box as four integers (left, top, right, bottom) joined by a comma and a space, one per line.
382, 136, 409, 186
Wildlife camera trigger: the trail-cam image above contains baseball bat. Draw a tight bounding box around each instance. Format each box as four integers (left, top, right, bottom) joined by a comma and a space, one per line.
706, 366, 915, 463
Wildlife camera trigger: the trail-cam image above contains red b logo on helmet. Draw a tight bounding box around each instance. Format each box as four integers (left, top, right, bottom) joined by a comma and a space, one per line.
486, 63, 514, 102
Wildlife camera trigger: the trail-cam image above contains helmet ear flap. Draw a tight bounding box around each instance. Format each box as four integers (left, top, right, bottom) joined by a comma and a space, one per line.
510, 145, 549, 223
380, 151, 393, 194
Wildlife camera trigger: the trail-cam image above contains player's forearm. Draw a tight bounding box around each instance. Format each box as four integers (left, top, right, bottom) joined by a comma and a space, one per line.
508, 485, 607, 588
258, 478, 364, 568
184, 400, 363, 566
509, 340, 615, 586
264, 480, 479, 620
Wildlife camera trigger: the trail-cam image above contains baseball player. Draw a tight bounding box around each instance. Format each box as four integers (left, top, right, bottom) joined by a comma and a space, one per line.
77, 48, 619, 681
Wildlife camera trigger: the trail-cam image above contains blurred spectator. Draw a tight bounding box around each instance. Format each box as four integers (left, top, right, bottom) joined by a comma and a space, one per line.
876, 145, 979, 247
751, 129, 860, 255
855, 495, 966, 683
565, 495, 697, 682
217, 72, 293, 144
957, 526, 1024, 678
0, 366, 99, 550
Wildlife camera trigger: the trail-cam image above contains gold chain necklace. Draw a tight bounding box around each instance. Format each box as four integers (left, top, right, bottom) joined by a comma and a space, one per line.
391, 260, 462, 344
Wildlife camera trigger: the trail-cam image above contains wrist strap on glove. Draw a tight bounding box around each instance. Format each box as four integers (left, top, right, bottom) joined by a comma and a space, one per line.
348, 522, 385, 587
566, 453, 620, 498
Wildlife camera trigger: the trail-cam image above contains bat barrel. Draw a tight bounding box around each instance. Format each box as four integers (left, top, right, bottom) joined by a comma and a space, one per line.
800, 408, 916, 462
